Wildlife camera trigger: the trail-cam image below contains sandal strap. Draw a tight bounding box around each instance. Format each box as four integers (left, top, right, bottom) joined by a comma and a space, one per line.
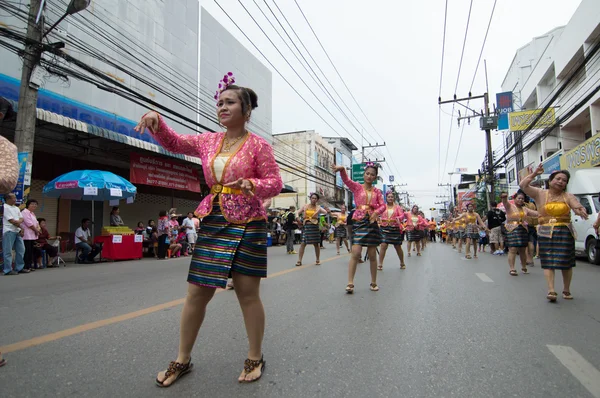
164, 360, 190, 378
243, 356, 264, 373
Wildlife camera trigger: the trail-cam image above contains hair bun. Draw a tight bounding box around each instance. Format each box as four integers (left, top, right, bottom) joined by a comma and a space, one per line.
245, 88, 258, 110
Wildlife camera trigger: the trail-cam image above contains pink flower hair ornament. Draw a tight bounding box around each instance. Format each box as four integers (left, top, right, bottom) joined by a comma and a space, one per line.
214, 72, 236, 101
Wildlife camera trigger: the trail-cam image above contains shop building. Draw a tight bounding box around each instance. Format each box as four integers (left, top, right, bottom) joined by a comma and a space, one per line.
272, 130, 336, 209
324, 136, 357, 208
500, 0, 600, 188
0, 3, 273, 239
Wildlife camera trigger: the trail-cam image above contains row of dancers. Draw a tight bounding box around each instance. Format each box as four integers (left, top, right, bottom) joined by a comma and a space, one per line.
293, 162, 431, 293
439, 164, 586, 302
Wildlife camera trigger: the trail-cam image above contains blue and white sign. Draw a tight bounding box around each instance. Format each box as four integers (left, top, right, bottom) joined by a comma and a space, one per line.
389, 175, 394, 183
12, 152, 29, 205
542, 152, 562, 174
496, 92, 513, 130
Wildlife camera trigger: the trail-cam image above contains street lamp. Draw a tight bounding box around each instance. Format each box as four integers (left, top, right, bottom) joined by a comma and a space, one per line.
43, 0, 91, 38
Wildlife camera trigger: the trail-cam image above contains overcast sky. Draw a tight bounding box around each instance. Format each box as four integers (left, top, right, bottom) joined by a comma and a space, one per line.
201, 0, 582, 210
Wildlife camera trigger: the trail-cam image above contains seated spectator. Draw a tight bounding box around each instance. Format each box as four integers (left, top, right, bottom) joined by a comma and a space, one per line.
75, 218, 102, 263
35, 218, 60, 267
146, 219, 155, 237
110, 207, 124, 226
176, 228, 190, 256
134, 221, 145, 235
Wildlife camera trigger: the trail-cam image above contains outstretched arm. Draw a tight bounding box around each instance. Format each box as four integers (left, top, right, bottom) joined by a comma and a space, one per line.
519, 164, 544, 202
331, 164, 362, 194
135, 112, 204, 157
566, 193, 589, 220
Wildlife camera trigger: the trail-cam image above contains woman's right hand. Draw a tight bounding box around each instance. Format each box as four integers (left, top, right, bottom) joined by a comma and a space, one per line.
330, 164, 344, 173
134, 111, 159, 134
534, 163, 544, 176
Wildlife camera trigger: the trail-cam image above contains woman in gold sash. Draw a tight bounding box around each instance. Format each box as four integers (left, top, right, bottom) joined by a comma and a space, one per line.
501, 191, 537, 275
520, 165, 588, 302
296, 193, 328, 266
462, 203, 488, 260
331, 204, 350, 255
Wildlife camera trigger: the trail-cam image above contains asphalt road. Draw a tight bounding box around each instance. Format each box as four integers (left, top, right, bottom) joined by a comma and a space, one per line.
1, 241, 600, 398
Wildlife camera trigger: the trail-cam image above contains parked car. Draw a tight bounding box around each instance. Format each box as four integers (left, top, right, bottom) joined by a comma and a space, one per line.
567, 169, 600, 264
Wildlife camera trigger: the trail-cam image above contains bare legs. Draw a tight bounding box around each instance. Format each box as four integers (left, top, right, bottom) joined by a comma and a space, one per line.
508, 247, 527, 272
378, 243, 388, 269
336, 237, 350, 255
297, 242, 320, 264
157, 283, 216, 386
378, 243, 404, 269
544, 268, 573, 294
157, 273, 266, 386
347, 244, 378, 286
233, 272, 265, 382
348, 244, 361, 284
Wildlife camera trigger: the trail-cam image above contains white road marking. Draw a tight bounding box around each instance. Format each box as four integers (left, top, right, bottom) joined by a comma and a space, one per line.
475, 273, 493, 282
547, 345, 600, 398
14, 296, 32, 301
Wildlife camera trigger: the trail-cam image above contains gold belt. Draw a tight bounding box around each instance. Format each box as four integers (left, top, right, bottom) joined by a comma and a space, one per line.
538, 216, 571, 226
359, 205, 373, 210
211, 184, 242, 195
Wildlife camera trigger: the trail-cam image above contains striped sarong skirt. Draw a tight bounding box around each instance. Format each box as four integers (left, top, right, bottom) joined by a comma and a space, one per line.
506, 225, 528, 248
407, 229, 424, 242
302, 223, 321, 244
352, 216, 381, 246
334, 225, 348, 239
465, 224, 479, 240
381, 225, 403, 245
538, 225, 575, 270
188, 203, 267, 289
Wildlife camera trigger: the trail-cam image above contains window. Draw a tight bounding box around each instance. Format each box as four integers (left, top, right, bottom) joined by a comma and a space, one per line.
593, 195, 600, 213
506, 133, 513, 148
578, 196, 593, 215
508, 169, 515, 183
585, 130, 592, 140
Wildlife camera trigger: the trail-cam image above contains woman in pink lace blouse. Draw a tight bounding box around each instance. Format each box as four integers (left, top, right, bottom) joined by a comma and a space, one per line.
135, 74, 282, 387
331, 162, 386, 294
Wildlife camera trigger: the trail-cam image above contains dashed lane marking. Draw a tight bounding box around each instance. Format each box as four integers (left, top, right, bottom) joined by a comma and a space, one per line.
475, 273, 494, 282
547, 345, 600, 398
0, 254, 344, 354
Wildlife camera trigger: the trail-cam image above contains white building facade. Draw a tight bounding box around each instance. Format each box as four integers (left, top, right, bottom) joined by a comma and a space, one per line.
271, 130, 336, 209
501, 0, 600, 191
199, 9, 273, 142
324, 136, 356, 208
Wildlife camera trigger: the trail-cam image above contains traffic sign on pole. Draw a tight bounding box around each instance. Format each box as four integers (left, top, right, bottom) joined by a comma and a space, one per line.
352, 163, 365, 183
389, 175, 394, 183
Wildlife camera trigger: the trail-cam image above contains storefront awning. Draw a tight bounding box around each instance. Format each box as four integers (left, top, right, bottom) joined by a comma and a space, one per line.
34, 108, 201, 165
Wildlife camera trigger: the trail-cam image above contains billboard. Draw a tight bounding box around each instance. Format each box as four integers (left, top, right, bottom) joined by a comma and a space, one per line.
560, 135, 600, 171
509, 108, 556, 131
130, 153, 201, 192
542, 151, 563, 174
496, 92, 513, 130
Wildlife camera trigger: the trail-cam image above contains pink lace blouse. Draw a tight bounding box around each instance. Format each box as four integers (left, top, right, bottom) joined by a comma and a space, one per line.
149, 115, 283, 224
380, 205, 407, 228
339, 169, 385, 220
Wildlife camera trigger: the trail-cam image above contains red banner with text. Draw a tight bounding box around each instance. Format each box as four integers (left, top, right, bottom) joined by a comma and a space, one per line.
130, 153, 201, 192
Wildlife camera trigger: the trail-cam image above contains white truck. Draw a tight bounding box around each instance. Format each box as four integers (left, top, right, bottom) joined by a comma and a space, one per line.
567, 169, 600, 264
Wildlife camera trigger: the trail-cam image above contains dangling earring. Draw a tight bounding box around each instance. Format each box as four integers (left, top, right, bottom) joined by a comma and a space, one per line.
246, 112, 251, 121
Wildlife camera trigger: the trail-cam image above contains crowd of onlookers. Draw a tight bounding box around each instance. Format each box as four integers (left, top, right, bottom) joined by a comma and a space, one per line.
136, 209, 200, 260
2, 194, 62, 275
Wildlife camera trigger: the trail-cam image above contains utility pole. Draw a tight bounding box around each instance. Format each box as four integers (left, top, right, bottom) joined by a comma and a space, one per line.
14, 0, 44, 166
438, 83, 497, 210
437, 183, 454, 208
361, 142, 386, 163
